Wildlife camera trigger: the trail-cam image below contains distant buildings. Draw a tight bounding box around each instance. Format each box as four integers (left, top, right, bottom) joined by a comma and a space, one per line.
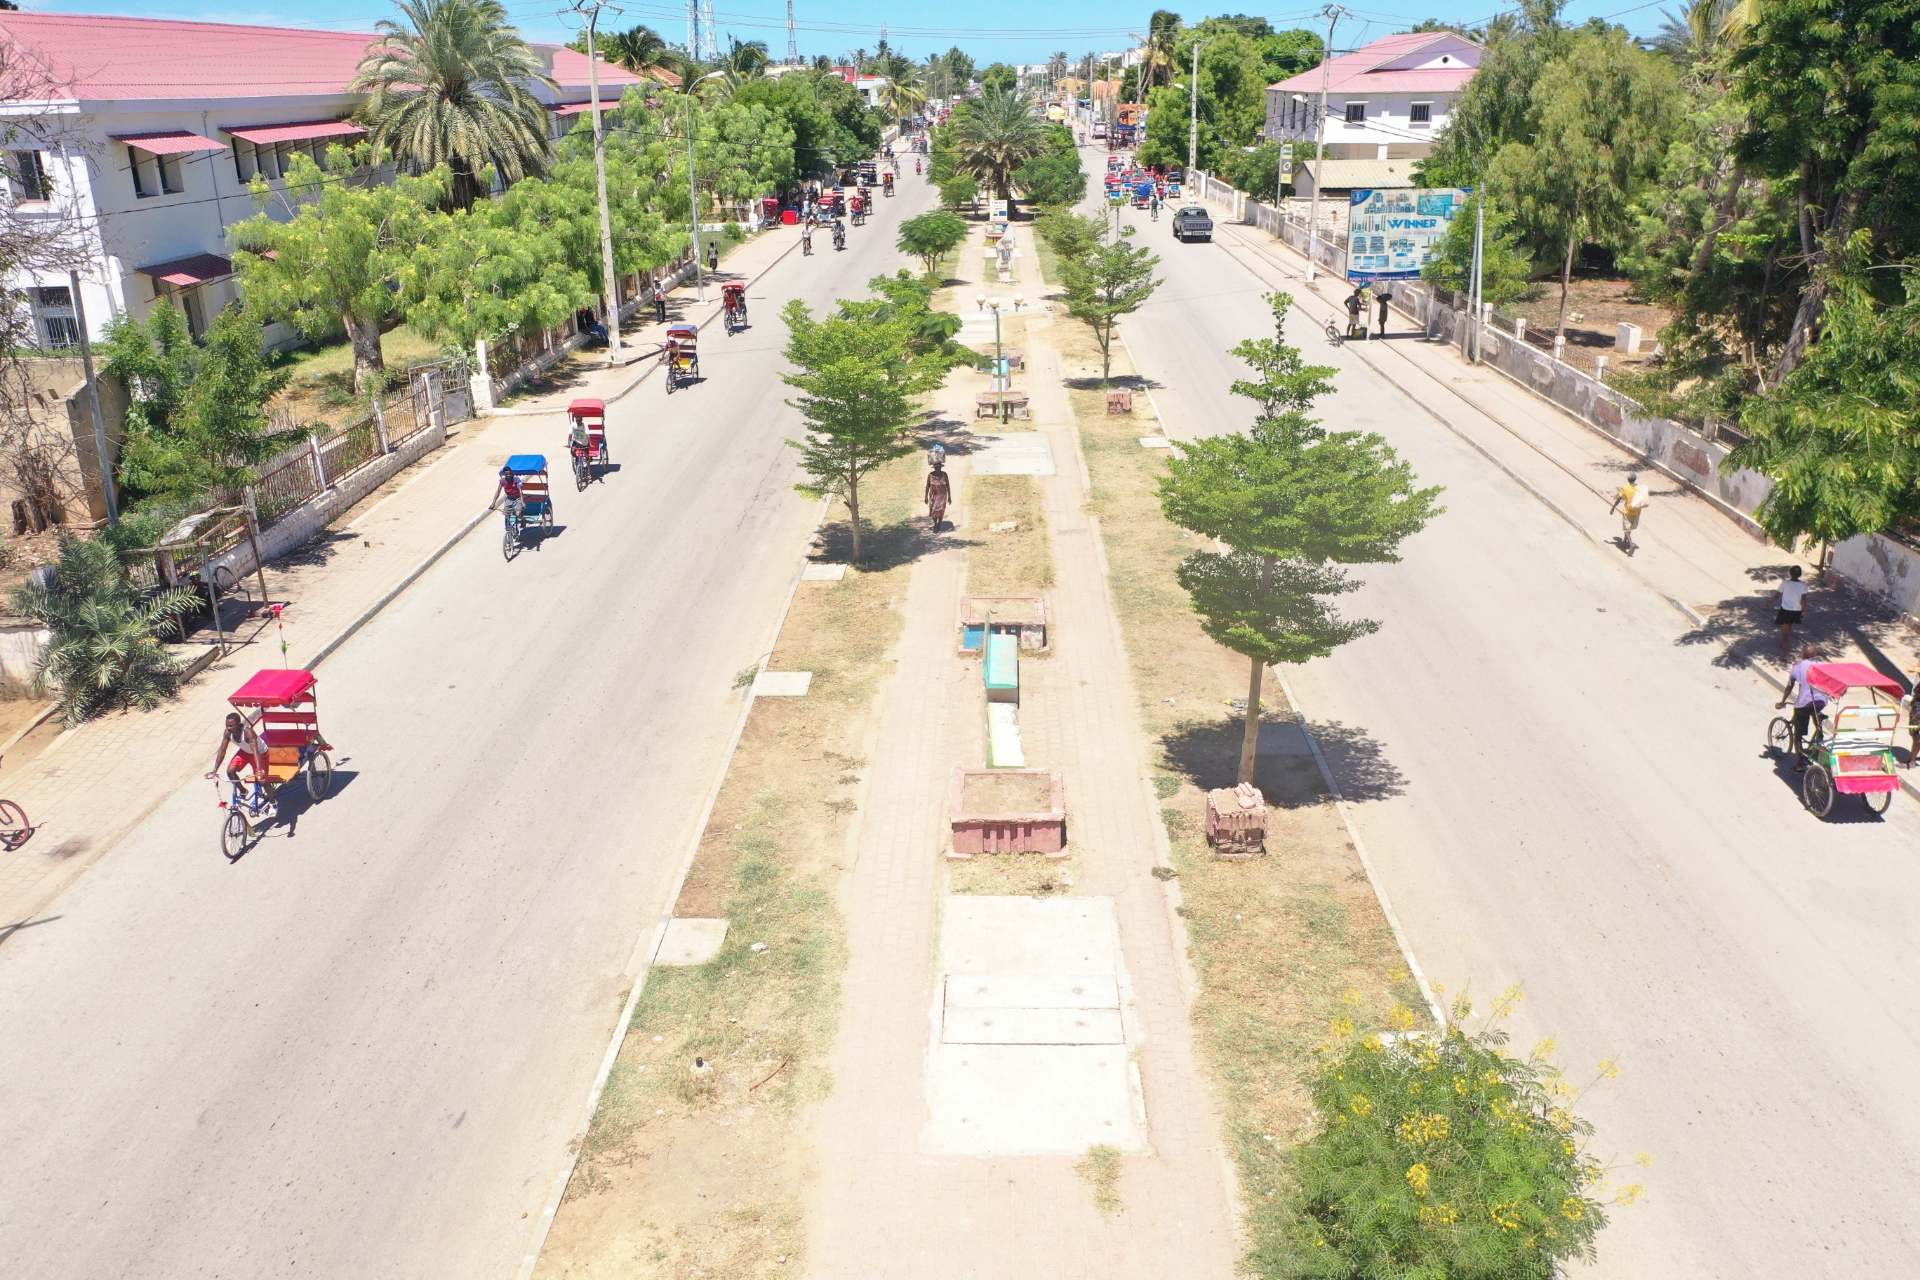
1266, 31, 1479, 162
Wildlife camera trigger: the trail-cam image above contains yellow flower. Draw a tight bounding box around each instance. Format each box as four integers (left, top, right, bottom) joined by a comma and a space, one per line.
1531, 1037, 1556, 1059
1614, 1183, 1646, 1206
1598, 1057, 1620, 1079
1389, 966, 1410, 982
1416, 1203, 1460, 1227
1561, 1197, 1585, 1221
1389, 1004, 1417, 1031
1329, 1015, 1354, 1037
1342, 988, 1364, 1007
1491, 985, 1524, 1017
1349, 1094, 1373, 1116
1405, 1163, 1431, 1195
1450, 994, 1475, 1021
1489, 1202, 1522, 1231
1399, 1112, 1451, 1144
1636, 1152, 1653, 1169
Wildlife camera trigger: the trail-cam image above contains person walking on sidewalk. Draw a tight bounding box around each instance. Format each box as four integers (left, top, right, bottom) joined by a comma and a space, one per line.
1609, 472, 1648, 552
707, 241, 719, 273
1344, 286, 1365, 340
651, 279, 666, 323
1373, 285, 1394, 339
1776, 565, 1810, 659
924, 453, 951, 531
1777, 645, 1830, 770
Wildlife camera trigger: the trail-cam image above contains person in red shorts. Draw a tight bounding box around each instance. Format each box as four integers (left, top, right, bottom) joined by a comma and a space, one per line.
209, 711, 266, 783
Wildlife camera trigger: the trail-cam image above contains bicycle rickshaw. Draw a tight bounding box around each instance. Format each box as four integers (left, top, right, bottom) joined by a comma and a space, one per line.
567, 398, 609, 489
722, 281, 748, 334
883, 170, 894, 196
219, 668, 333, 859
1767, 662, 1905, 817
503, 453, 552, 560
664, 322, 699, 392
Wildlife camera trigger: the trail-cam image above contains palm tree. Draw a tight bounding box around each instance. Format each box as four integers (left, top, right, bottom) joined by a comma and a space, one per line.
1046, 51, 1069, 91
1139, 10, 1183, 91
352, 0, 555, 211
603, 24, 680, 82
949, 89, 1049, 203
718, 35, 770, 76
880, 63, 928, 121
1654, 0, 1736, 62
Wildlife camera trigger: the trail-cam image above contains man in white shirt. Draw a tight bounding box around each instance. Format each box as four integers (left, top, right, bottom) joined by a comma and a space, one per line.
1775, 644, 1828, 770
1776, 565, 1809, 659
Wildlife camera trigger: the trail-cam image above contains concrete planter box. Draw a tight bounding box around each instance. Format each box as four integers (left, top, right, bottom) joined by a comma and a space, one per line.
959, 595, 1048, 653
948, 765, 1066, 858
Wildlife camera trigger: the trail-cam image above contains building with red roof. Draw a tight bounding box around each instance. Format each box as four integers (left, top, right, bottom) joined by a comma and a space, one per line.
1266, 31, 1480, 163
0, 11, 642, 350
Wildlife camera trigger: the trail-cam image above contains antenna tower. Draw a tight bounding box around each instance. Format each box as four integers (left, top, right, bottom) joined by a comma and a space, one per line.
786, 0, 797, 64
686, 0, 700, 63
703, 0, 719, 64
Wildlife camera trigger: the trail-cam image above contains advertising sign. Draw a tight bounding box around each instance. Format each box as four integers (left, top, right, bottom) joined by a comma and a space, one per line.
1279, 142, 1294, 180
1345, 188, 1470, 282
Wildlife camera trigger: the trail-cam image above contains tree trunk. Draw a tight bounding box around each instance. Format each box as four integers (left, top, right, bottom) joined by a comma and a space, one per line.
1689, 167, 1745, 279
1555, 228, 1577, 339
342, 309, 385, 397
846, 472, 863, 562
1237, 652, 1264, 786
1099, 324, 1112, 383
1770, 185, 1862, 387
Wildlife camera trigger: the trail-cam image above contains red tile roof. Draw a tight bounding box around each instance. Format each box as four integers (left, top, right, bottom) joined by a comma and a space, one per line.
225, 120, 367, 145
1270, 31, 1476, 95
544, 46, 651, 91
110, 129, 226, 154
137, 253, 235, 287
0, 12, 376, 100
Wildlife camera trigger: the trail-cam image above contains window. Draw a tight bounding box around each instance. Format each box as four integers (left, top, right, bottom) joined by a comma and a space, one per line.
129, 145, 155, 197
1344, 102, 1367, 123
31, 285, 78, 348
180, 288, 208, 341
233, 138, 256, 183
159, 152, 185, 194
9, 150, 49, 201
1410, 102, 1432, 125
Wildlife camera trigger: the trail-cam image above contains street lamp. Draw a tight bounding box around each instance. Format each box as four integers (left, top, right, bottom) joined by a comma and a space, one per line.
986, 297, 1007, 423
1187, 38, 1210, 179
684, 68, 728, 304
568, 0, 625, 364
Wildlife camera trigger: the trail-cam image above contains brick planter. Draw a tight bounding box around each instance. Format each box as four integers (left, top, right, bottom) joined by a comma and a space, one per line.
958, 595, 1048, 653
1205, 784, 1267, 858
948, 765, 1066, 858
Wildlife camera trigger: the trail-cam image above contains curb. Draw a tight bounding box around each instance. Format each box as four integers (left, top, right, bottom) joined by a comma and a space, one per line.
514, 497, 832, 1280
304, 506, 493, 670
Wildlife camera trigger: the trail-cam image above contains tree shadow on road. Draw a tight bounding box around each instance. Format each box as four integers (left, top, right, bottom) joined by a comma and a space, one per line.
1678, 564, 1917, 686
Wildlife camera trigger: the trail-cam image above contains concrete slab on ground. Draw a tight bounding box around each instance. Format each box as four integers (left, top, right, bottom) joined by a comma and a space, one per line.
801, 563, 847, 581
655, 917, 728, 966
923, 1045, 1146, 1154
751, 670, 813, 697
943, 974, 1121, 1009
969, 432, 1057, 476
940, 1006, 1125, 1045
937, 896, 1119, 975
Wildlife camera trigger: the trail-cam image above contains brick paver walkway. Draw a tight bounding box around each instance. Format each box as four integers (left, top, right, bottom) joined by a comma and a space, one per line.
805, 233, 1238, 1278
0, 226, 803, 931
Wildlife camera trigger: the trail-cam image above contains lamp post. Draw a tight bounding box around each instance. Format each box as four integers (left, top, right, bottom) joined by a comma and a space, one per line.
684, 68, 727, 304
1187, 38, 1210, 179
1304, 4, 1347, 283
987, 297, 1007, 423
568, 0, 625, 364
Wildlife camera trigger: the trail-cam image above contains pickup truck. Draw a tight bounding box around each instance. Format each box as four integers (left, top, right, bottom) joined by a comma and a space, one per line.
1172, 205, 1213, 243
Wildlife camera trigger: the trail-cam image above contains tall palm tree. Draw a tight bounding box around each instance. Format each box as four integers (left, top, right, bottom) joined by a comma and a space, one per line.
1046, 51, 1069, 91
949, 89, 1049, 202
352, 0, 554, 211
718, 35, 770, 76
1654, 0, 1736, 62
1139, 10, 1183, 91
603, 24, 679, 81
880, 61, 927, 121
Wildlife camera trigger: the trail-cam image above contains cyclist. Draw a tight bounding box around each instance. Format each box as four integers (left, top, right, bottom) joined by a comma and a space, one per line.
801, 221, 813, 255
832, 218, 846, 250
1149, 191, 1161, 220
492, 465, 524, 521
1776, 645, 1830, 771
567, 414, 593, 465
209, 711, 267, 785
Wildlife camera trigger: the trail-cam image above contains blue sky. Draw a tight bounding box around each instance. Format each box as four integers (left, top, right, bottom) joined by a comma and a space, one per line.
26, 0, 1671, 67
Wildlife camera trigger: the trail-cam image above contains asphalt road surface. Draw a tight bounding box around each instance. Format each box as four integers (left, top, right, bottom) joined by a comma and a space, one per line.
0, 175, 936, 1279
1109, 181, 1920, 1277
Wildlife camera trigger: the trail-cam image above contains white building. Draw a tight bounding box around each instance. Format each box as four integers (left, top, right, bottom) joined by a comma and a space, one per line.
0, 12, 643, 349
1266, 31, 1479, 162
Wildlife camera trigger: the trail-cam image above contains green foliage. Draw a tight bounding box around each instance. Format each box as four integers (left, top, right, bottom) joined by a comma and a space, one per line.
100, 306, 303, 506
1265, 1010, 1616, 1278
937, 174, 979, 213
854, 271, 966, 363
1421, 1, 1574, 188
1035, 210, 1107, 267
350, 0, 555, 210
1174, 552, 1375, 667
949, 89, 1051, 202
232, 145, 445, 394
896, 210, 969, 278
781, 282, 953, 560
1062, 227, 1164, 383
1013, 127, 1086, 208
9, 534, 198, 726
1421, 195, 1535, 305
981, 63, 1017, 93
733, 71, 882, 177
1727, 264, 1920, 548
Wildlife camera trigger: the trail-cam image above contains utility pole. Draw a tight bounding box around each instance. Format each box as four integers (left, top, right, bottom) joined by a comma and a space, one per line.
786, 0, 797, 64
684, 69, 726, 303
1187, 38, 1208, 178
570, 0, 625, 366
1303, 4, 1346, 282
1468, 191, 1485, 363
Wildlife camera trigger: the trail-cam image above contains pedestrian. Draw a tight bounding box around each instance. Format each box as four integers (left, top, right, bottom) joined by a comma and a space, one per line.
924, 455, 951, 531
1608, 472, 1647, 552
1776, 644, 1829, 770
1776, 565, 1809, 659
651, 278, 666, 323
707, 240, 719, 273
1374, 284, 1393, 339
1344, 286, 1365, 339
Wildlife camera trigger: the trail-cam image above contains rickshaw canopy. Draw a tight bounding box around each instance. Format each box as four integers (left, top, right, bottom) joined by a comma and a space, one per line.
1808, 663, 1904, 700
665, 322, 698, 340
568, 398, 605, 419
230, 668, 317, 707
722, 281, 746, 298
506, 454, 548, 474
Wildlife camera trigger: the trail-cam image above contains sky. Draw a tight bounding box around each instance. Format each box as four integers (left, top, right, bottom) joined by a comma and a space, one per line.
23, 0, 1671, 67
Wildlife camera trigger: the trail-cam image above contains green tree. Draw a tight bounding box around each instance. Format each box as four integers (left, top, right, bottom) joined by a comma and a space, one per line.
1488, 27, 1681, 336
1138, 10, 1185, 91
1062, 226, 1163, 383
1035, 210, 1107, 267
1421, 194, 1535, 305
1420, 0, 1572, 188
1726, 263, 1920, 551
897, 210, 969, 278
10, 534, 198, 726
1265, 1000, 1619, 1278
980, 63, 1017, 93
600, 24, 678, 79
1013, 140, 1086, 208
98, 301, 193, 498
733, 71, 881, 176
1159, 294, 1442, 783
232, 146, 444, 394
949, 89, 1050, 203
351, 0, 555, 211
937, 174, 979, 213
781, 287, 953, 561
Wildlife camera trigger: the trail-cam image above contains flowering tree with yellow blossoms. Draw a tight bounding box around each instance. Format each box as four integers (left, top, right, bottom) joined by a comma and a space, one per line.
1263, 988, 1641, 1278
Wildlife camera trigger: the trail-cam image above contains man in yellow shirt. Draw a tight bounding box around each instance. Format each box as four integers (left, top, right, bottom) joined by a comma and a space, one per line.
1609, 472, 1647, 552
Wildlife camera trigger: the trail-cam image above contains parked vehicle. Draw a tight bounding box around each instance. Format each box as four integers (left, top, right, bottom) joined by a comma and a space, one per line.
1172, 205, 1213, 242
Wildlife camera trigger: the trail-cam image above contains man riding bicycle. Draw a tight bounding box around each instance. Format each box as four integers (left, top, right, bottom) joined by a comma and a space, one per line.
832, 218, 846, 250
801, 222, 813, 255
209, 711, 267, 785
492, 465, 525, 520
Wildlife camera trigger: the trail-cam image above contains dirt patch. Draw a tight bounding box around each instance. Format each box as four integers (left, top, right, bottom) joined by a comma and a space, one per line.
1062, 320, 1427, 1266
960, 770, 1054, 814
536, 445, 934, 1280
962, 473, 1053, 597
947, 853, 1078, 897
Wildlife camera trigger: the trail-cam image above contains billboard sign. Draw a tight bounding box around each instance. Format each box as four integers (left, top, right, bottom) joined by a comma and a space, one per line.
1279, 143, 1294, 180
1345, 188, 1469, 281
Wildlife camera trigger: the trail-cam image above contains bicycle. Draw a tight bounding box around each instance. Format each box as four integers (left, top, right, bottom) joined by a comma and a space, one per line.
216, 751, 330, 861
1324, 315, 1346, 345
0, 764, 35, 852
502, 498, 524, 562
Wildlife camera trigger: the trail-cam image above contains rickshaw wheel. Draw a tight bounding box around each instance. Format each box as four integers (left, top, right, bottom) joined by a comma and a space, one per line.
1766, 716, 1794, 753
305, 751, 333, 801
221, 809, 252, 860
573, 452, 590, 492
1865, 787, 1893, 815
599, 442, 611, 477
1801, 764, 1835, 817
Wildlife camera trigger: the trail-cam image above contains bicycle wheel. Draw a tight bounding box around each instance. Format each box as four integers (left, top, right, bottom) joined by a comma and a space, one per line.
1801, 764, 1835, 818
0, 798, 29, 850
221, 809, 251, 860
665, 366, 677, 394
503, 518, 520, 562
1865, 787, 1894, 815
305, 750, 333, 801
572, 452, 589, 492
1766, 717, 1794, 753
1325, 318, 1342, 345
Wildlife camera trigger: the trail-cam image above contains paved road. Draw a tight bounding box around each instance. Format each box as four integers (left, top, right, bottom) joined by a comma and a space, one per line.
1105, 180, 1920, 1276
0, 177, 935, 1279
